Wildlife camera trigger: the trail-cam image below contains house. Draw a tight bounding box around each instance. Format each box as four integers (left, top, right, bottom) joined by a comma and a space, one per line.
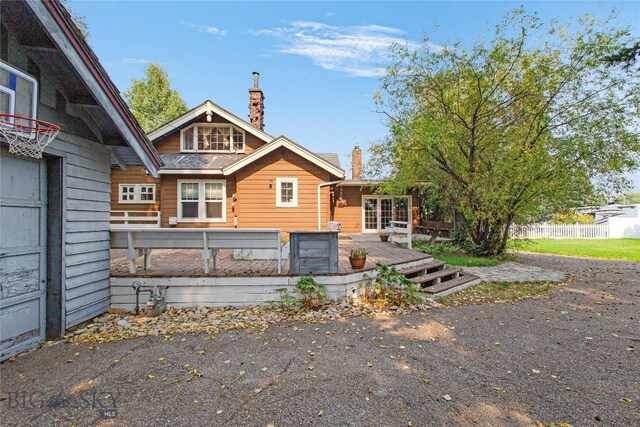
0, 0, 160, 360
110, 74, 418, 234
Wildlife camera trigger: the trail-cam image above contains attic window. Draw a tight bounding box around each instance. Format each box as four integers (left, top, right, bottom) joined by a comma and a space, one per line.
181, 123, 245, 153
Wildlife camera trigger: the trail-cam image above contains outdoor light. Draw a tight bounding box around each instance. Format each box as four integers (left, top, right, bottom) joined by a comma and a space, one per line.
269, 179, 273, 188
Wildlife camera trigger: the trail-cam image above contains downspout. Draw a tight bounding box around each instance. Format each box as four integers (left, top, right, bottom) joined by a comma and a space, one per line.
318, 180, 344, 230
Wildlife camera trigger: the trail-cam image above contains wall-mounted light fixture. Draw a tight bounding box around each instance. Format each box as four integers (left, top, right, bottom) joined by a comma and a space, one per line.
269, 179, 273, 188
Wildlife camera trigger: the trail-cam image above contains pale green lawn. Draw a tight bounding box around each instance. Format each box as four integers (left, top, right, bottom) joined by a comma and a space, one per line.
512, 238, 640, 262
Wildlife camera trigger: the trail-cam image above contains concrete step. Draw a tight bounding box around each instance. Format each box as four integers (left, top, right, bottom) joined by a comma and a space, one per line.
423, 274, 480, 298
399, 260, 446, 277
410, 267, 462, 287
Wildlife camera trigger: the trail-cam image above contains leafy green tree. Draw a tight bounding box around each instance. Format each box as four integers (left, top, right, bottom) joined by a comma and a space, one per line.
61, 0, 89, 39
371, 9, 640, 255
614, 192, 640, 204
124, 63, 188, 133
604, 41, 640, 70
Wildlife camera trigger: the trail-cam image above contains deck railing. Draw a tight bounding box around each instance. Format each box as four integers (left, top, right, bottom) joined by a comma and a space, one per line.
389, 220, 412, 249
110, 210, 161, 229
509, 223, 609, 239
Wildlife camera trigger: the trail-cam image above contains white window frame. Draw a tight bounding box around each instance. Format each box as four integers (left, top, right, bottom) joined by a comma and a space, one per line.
0, 60, 38, 119
177, 179, 226, 222
361, 195, 412, 233
118, 184, 156, 204
180, 123, 245, 153
276, 178, 298, 208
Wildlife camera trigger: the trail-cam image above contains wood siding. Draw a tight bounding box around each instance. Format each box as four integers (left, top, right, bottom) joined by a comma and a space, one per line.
154, 113, 266, 155
42, 132, 113, 329
236, 149, 331, 232
332, 186, 420, 233
110, 166, 161, 212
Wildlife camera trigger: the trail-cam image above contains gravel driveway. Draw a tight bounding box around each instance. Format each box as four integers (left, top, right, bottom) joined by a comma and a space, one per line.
1, 254, 638, 426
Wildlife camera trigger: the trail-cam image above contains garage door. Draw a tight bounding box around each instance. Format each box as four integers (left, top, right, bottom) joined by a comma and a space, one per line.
0, 149, 47, 361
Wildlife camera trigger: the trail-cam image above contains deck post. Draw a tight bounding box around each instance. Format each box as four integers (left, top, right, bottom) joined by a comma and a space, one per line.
143, 249, 152, 270
277, 230, 282, 274
127, 231, 137, 274
202, 232, 210, 274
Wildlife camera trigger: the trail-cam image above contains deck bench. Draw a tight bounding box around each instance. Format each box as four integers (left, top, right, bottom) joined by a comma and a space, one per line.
111, 228, 282, 274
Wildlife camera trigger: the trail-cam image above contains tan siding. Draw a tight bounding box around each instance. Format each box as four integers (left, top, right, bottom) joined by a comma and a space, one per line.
154, 113, 266, 155
332, 187, 420, 233
236, 150, 331, 232
110, 166, 161, 212
333, 186, 372, 232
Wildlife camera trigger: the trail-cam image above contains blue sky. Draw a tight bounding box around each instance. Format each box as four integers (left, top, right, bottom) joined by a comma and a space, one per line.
71, 1, 640, 189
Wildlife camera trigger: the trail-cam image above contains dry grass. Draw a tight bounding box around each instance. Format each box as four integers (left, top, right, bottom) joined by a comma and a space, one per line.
440, 280, 558, 306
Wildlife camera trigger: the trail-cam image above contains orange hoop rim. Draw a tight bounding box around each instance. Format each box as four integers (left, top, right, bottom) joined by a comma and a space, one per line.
0, 113, 61, 132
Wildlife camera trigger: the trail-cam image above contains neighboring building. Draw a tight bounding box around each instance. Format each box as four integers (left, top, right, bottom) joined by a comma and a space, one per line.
110, 75, 418, 233
0, 0, 160, 360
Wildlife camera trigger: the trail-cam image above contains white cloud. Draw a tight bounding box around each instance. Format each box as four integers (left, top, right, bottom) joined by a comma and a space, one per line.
254, 20, 428, 77
181, 21, 227, 37
121, 58, 152, 65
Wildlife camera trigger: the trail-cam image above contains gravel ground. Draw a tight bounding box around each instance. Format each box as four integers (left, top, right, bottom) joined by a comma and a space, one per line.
1, 253, 638, 427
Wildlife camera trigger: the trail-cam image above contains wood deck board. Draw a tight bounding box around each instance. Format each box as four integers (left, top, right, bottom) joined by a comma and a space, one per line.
110, 240, 431, 278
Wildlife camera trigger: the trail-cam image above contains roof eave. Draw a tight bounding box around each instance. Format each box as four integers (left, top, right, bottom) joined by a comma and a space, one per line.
147, 100, 274, 144
34, 0, 162, 177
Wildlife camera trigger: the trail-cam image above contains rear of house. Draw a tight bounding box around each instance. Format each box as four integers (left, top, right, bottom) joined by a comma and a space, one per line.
110, 80, 417, 234
0, 0, 159, 360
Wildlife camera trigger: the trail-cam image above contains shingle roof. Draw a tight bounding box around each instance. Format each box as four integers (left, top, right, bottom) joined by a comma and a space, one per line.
111, 146, 342, 172
160, 153, 244, 170
315, 153, 341, 169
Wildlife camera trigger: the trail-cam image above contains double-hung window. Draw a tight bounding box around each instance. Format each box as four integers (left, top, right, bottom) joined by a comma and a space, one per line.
119, 184, 156, 204
276, 178, 298, 207
181, 124, 245, 153
178, 180, 226, 222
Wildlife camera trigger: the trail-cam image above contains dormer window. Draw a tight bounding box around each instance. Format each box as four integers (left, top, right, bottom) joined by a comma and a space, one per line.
181, 124, 245, 153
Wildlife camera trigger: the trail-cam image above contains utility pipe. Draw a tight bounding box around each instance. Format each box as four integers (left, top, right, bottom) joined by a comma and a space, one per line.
317, 180, 344, 230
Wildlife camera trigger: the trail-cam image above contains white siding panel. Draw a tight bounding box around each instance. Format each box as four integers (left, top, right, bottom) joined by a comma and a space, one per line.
45, 132, 112, 329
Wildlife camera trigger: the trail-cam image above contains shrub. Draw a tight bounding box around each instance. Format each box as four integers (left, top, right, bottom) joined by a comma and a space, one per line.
365, 263, 424, 307
274, 287, 298, 311
549, 210, 594, 225
295, 276, 328, 310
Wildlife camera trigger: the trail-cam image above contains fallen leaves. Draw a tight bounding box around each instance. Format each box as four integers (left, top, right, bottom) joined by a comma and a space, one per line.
66, 301, 441, 344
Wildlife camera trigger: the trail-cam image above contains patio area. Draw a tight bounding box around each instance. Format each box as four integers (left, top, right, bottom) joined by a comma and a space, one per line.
110, 239, 431, 278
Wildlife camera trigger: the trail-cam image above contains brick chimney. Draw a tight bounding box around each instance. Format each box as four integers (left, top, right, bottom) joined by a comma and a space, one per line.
352, 146, 362, 180
248, 71, 265, 131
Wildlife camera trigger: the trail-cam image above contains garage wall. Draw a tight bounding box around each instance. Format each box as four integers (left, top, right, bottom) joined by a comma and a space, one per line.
44, 131, 112, 329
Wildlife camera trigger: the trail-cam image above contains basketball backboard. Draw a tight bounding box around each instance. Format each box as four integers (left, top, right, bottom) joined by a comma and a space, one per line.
0, 60, 38, 120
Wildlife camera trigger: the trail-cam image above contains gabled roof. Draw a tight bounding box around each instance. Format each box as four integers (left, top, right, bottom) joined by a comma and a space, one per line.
32, 0, 162, 176
223, 136, 345, 178
147, 100, 274, 144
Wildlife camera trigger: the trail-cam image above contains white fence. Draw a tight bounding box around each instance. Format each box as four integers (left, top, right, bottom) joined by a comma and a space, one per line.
389, 220, 412, 249
110, 210, 161, 229
510, 223, 610, 239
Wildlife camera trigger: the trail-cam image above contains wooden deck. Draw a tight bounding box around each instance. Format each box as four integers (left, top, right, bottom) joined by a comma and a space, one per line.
110, 240, 430, 278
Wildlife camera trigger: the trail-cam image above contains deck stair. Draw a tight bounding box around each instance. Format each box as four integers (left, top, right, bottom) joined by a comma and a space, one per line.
398, 260, 480, 298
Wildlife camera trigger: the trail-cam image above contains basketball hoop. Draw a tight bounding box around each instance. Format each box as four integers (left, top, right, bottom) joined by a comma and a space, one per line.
0, 114, 61, 159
